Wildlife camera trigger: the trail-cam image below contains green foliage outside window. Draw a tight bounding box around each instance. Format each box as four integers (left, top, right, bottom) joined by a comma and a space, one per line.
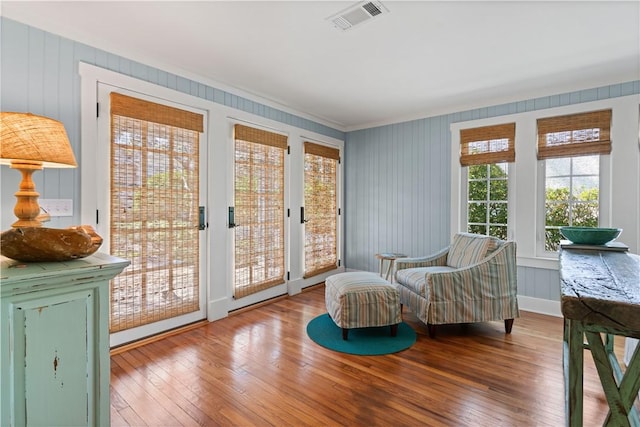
467, 164, 508, 240
468, 164, 599, 250
545, 187, 598, 251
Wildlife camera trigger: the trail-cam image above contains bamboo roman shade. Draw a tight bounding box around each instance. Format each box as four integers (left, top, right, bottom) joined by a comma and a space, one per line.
537, 109, 612, 160
109, 93, 204, 333
111, 93, 204, 132
304, 141, 340, 160
460, 123, 516, 166
303, 142, 339, 278
233, 124, 287, 299
234, 124, 288, 149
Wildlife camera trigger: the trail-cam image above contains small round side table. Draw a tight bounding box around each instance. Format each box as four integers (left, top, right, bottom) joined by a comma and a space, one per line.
375, 253, 407, 282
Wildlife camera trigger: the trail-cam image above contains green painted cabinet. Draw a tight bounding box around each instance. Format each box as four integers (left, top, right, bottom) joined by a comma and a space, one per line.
1, 252, 129, 426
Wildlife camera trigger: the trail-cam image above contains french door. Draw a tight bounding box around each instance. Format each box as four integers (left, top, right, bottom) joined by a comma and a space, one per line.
98, 84, 207, 346
303, 142, 340, 277
232, 124, 287, 300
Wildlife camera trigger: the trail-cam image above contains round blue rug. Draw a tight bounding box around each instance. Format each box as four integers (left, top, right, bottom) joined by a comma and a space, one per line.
306, 313, 416, 355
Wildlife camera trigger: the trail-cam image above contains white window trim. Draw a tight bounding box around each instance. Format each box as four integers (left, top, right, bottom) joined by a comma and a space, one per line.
451, 95, 640, 270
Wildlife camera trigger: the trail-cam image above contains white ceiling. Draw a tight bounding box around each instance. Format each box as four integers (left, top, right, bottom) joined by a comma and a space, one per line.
2, 1, 639, 131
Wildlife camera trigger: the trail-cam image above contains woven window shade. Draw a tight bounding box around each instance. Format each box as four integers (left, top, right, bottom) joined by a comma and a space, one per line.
234, 125, 286, 299
460, 123, 515, 166
304, 141, 340, 160
111, 93, 204, 132
234, 124, 287, 149
109, 93, 203, 333
303, 142, 339, 279
537, 109, 612, 160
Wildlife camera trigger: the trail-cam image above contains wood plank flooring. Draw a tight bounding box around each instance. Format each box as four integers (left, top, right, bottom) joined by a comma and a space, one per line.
111, 285, 621, 426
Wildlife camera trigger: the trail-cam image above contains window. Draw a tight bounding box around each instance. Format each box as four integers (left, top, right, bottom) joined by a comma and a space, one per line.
537, 109, 611, 252
460, 123, 515, 239
467, 163, 509, 239
543, 156, 599, 250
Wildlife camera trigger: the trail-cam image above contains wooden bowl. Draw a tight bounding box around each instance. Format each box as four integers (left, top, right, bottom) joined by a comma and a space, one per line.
1, 225, 103, 262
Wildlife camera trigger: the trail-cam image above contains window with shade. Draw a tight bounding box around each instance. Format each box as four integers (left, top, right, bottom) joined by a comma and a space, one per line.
460, 123, 515, 240
109, 92, 203, 333
537, 109, 612, 252
303, 142, 340, 278
233, 124, 287, 299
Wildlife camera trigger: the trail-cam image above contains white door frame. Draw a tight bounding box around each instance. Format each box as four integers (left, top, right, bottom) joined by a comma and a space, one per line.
80, 63, 209, 347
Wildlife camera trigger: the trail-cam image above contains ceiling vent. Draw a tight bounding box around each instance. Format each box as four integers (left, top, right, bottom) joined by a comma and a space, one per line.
327, 1, 389, 32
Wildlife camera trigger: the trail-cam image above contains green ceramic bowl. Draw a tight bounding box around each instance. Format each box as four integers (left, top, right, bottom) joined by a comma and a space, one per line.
560, 227, 622, 245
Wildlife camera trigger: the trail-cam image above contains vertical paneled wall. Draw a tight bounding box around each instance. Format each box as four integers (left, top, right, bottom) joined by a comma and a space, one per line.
345, 117, 453, 271
0, 17, 344, 230
1, 20, 80, 229
517, 266, 561, 301
345, 81, 639, 304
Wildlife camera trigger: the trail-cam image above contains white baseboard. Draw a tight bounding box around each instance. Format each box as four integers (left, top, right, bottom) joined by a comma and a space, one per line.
208, 280, 561, 323
288, 280, 303, 296
207, 297, 228, 322
207, 268, 347, 322
517, 295, 562, 317
290, 267, 347, 294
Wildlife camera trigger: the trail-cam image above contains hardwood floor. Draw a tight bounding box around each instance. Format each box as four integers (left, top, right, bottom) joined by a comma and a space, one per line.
110, 285, 619, 426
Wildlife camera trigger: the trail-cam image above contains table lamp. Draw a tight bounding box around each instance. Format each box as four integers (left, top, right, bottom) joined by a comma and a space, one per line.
1, 112, 102, 262
0, 112, 77, 227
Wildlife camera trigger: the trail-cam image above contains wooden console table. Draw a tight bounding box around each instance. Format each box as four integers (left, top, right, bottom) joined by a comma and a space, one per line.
560, 248, 640, 426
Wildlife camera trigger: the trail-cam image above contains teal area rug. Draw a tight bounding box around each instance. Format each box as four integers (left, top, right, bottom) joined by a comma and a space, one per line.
306, 313, 416, 356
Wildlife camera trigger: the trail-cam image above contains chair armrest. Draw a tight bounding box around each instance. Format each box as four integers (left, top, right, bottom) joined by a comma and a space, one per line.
395, 247, 449, 271
427, 241, 517, 301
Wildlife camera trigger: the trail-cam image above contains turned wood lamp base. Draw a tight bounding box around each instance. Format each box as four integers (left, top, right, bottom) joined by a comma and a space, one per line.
10, 160, 45, 228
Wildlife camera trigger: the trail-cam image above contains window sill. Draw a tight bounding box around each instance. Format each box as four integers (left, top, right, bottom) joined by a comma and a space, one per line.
517, 255, 559, 270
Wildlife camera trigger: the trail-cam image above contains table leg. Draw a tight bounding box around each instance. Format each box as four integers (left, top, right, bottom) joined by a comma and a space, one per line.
617, 344, 640, 426
564, 318, 584, 427
586, 331, 640, 426
384, 260, 394, 281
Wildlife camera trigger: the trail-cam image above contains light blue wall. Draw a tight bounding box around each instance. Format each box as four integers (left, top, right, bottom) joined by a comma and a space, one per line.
0, 17, 344, 229
3, 17, 638, 304
344, 80, 640, 302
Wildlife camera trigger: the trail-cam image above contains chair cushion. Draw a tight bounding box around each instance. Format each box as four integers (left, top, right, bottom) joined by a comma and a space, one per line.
396, 266, 456, 297
485, 237, 502, 254
446, 233, 492, 268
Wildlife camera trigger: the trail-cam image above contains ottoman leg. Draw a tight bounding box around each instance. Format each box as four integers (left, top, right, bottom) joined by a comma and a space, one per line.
342, 328, 348, 340
390, 324, 398, 337
427, 324, 437, 338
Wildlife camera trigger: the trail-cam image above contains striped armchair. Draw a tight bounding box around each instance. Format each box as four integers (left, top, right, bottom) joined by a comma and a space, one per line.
395, 233, 519, 338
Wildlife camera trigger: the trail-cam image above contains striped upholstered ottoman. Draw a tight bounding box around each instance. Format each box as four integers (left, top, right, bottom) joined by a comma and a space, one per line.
325, 271, 401, 340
